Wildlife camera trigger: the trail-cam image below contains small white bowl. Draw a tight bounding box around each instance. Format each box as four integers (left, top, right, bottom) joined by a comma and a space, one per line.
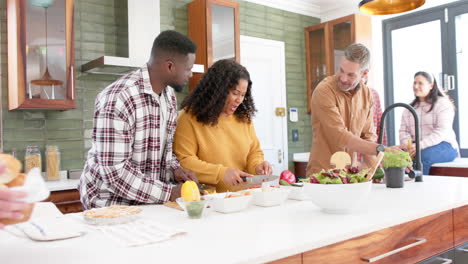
303, 181, 372, 214
207, 192, 252, 213
252, 188, 290, 207
279, 184, 307, 200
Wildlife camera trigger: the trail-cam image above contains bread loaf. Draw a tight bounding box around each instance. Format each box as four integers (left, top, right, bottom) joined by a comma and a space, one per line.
0, 155, 34, 225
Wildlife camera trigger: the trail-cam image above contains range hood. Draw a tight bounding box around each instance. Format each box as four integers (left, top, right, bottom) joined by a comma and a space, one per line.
81, 0, 204, 75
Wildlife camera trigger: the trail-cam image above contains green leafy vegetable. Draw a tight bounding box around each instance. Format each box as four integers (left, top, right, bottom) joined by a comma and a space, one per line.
382, 150, 412, 168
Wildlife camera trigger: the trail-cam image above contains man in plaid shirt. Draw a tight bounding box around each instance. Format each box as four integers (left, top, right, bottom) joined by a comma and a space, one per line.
80, 31, 198, 209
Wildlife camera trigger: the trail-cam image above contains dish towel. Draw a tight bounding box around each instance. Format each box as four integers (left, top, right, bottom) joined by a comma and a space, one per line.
91, 219, 186, 247
6, 216, 86, 241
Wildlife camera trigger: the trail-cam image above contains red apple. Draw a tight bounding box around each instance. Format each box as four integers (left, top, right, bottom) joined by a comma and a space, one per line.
280, 170, 296, 184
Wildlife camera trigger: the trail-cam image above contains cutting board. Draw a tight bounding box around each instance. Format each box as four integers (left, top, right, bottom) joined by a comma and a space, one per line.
163, 201, 183, 211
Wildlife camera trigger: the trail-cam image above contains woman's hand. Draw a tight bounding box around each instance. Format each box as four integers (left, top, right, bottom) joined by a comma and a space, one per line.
255, 161, 273, 175
224, 168, 252, 186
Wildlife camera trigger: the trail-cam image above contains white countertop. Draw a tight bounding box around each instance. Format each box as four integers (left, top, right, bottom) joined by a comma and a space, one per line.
45, 179, 80, 191
1, 176, 467, 264
432, 158, 468, 168
292, 152, 309, 162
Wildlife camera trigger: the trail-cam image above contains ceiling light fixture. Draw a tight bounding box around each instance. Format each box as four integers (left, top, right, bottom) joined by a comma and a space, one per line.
359, 0, 425, 15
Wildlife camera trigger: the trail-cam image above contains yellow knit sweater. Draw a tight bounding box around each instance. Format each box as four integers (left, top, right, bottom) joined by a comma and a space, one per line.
174, 111, 264, 192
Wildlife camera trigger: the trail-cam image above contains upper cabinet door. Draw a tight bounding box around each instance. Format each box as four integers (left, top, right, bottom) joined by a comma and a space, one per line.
304, 14, 371, 114
188, 0, 240, 91
7, 0, 76, 110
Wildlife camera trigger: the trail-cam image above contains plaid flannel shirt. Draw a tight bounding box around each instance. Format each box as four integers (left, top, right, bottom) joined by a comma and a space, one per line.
370, 88, 387, 145
79, 65, 180, 209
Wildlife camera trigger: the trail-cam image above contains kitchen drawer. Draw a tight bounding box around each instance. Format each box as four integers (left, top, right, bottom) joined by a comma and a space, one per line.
455, 242, 468, 264
417, 249, 454, 264
55, 202, 83, 214
44, 189, 83, 213
45, 189, 80, 203
268, 254, 302, 264
453, 205, 468, 246
303, 210, 453, 264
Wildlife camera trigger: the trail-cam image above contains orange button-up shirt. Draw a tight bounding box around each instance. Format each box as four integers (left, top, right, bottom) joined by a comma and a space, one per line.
306, 75, 376, 175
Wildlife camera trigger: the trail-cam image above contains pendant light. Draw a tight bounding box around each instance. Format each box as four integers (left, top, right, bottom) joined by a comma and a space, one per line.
29, 0, 63, 99
359, 0, 425, 15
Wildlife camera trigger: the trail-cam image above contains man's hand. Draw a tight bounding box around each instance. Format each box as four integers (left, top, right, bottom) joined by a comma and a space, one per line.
0, 188, 28, 229
224, 168, 252, 186
173, 167, 198, 183
169, 183, 182, 202
255, 161, 273, 175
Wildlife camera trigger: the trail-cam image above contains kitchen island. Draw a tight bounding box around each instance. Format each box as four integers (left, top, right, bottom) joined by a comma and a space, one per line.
1, 176, 467, 264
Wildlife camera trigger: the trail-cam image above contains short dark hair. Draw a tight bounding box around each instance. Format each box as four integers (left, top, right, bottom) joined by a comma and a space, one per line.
151, 30, 197, 58
181, 59, 256, 125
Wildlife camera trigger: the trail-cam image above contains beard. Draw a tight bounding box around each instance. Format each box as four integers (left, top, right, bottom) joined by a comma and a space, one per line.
168, 82, 184, 93
338, 79, 360, 92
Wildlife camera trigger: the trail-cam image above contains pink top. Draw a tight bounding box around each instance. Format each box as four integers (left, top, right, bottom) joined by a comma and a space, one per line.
399, 97, 459, 153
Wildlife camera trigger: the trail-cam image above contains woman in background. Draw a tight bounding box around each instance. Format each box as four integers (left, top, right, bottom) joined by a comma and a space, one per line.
174, 59, 272, 192
399, 71, 459, 175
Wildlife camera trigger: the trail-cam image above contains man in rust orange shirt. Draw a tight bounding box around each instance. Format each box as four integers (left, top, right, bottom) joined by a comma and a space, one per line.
306, 43, 386, 175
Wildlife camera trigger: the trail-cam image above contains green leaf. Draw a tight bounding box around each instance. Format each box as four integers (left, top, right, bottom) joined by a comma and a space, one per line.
382, 150, 412, 168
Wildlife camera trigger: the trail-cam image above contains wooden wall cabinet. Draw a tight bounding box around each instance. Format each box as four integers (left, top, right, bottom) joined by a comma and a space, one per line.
304, 14, 371, 114
188, 0, 240, 91
7, 0, 76, 110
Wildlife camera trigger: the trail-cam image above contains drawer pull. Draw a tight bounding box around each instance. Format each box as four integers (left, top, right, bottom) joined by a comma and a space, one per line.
436, 257, 453, 264
361, 238, 427, 262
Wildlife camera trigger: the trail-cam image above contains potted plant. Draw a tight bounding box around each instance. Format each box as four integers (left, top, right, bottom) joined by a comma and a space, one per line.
382, 150, 413, 188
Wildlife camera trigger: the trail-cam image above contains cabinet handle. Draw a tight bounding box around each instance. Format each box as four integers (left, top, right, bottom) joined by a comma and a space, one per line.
457, 248, 468, 253
361, 238, 427, 262
436, 257, 453, 264
70, 65, 75, 100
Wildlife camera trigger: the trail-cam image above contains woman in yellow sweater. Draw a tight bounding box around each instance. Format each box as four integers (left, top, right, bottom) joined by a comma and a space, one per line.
174, 59, 272, 192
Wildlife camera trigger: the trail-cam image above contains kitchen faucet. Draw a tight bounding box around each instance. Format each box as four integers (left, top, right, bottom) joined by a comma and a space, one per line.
378, 103, 423, 182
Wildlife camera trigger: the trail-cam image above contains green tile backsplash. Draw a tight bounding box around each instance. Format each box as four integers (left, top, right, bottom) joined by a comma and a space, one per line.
0, 0, 318, 173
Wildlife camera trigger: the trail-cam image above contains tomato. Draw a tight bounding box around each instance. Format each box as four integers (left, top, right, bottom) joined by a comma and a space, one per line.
280, 170, 296, 184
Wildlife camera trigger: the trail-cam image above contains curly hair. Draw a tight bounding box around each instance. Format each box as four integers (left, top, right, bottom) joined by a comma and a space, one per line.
181, 59, 257, 125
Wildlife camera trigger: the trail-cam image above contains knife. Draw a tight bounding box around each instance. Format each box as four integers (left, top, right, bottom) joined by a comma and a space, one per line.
241, 175, 280, 185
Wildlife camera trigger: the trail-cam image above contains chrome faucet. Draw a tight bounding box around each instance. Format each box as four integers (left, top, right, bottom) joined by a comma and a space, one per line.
378, 103, 423, 182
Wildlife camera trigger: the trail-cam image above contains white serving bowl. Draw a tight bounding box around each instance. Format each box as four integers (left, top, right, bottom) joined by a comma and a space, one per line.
251, 187, 290, 207
303, 181, 372, 214
207, 192, 252, 213
279, 183, 307, 200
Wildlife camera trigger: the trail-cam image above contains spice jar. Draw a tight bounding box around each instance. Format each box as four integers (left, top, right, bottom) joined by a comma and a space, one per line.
46, 145, 61, 181
25, 146, 42, 173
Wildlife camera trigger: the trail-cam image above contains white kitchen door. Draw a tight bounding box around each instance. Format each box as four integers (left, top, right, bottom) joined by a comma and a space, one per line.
240, 35, 288, 175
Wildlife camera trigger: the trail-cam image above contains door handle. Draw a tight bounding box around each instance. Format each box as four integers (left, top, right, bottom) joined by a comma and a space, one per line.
443, 74, 449, 92
448, 75, 455, 90
435, 257, 453, 264
277, 149, 282, 164
361, 238, 427, 262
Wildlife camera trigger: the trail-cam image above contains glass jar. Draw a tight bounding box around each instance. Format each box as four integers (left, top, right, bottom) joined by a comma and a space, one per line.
25, 146, 42, 173
46, 145, 60, 181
